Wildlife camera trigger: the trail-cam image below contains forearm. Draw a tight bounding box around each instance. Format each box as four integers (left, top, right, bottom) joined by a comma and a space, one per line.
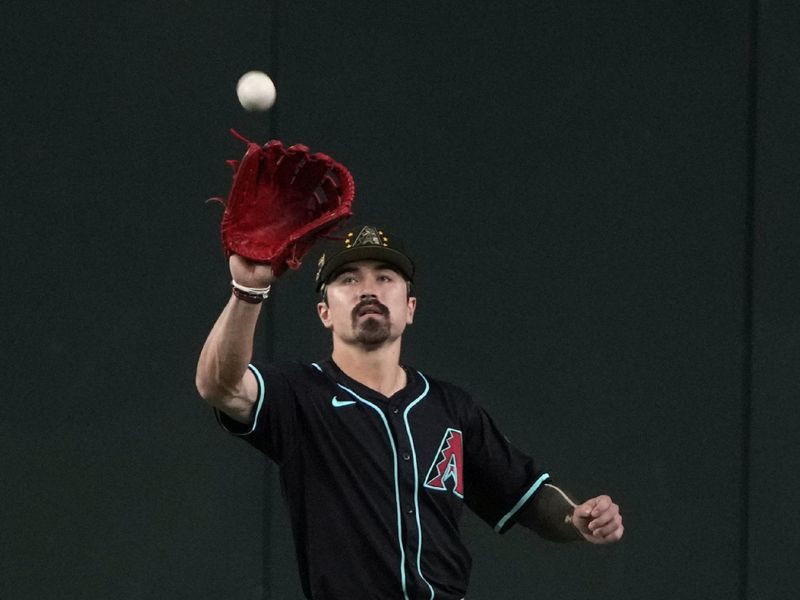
518, 483, 584, 543
196, 292, 263, 404
519, 482, 624, 544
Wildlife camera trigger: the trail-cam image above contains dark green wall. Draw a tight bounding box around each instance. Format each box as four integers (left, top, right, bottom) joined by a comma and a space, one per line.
3, 2, 797, 599
748, 2, 800, 598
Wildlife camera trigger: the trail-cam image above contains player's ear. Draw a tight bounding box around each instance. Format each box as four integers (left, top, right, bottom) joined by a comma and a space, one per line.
406, 296, 416, 325
317, 301, 333, 329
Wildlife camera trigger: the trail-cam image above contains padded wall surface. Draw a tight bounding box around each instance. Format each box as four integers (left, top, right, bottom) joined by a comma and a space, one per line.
748, 2, 800, 598
2, 2, 796, 599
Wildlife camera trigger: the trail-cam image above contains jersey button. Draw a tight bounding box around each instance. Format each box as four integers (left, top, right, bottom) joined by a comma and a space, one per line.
402, 452, 411, 461
392, 407, 400, 414
406, 507, 415, 514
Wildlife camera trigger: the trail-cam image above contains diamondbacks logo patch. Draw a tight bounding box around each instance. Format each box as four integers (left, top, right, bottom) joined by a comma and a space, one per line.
424, 428, 464, 498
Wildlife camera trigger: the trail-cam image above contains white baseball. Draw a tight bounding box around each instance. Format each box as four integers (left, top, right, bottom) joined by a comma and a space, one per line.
236, 71, 276, 112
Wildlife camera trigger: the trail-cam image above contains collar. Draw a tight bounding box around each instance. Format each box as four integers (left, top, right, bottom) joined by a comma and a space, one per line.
317, 358, 423, 408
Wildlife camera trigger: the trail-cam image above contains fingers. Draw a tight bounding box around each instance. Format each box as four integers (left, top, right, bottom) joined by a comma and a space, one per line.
576, 495, 624, 544
590, 495, 612, 518
591, 519, 624, 541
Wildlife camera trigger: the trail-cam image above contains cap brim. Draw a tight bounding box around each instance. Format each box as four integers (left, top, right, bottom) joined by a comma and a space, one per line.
316, 246, 414, 291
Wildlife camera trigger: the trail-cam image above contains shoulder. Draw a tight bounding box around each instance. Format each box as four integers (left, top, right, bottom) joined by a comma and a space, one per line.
413, 369, 476, 407
249, 360, 330, 387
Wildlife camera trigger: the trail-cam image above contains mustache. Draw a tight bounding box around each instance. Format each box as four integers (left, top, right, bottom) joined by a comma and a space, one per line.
351, 299, 390, 319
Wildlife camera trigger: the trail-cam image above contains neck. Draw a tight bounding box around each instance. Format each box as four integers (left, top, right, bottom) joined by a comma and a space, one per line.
331, 340, 406, 397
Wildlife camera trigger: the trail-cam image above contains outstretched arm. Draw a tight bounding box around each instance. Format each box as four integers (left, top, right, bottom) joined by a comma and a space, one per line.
195, 255, 275, 424
518, 483, 624, 544
197, 136, 353, 423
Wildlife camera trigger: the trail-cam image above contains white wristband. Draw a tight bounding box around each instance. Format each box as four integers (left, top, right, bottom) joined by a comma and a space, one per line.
231, 280, 272, 299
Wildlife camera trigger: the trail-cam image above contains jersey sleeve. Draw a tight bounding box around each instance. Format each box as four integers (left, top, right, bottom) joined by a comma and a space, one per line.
214, 361, 299, 464
462, 402, 551, 534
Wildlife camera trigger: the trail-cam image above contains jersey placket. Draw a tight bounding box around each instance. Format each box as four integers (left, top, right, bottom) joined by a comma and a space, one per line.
399, 373, 435, 600
389, 399, 424, 597
334, 375, 435, 600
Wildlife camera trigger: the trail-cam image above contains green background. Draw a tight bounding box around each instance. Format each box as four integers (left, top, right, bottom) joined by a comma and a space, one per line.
3, 2, 798, 598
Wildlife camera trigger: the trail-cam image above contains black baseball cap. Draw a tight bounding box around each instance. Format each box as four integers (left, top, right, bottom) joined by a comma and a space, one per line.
314, 225, 415, 292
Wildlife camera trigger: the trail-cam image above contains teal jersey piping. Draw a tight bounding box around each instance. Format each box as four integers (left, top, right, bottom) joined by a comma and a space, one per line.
333, 380, 411, 600
493, 472, 550, 533
222, 363, 265, 436
403, 372, 436, 599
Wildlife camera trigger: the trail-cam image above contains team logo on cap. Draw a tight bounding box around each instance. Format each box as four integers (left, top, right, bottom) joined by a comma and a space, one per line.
347, 226, 389, 248
315, 225, 402, 290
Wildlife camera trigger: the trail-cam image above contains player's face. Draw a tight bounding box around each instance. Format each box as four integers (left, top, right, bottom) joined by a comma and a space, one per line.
317, 260, 416, 348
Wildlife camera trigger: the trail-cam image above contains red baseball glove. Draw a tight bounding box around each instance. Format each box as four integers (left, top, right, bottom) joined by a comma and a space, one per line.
219, 131, 355, 276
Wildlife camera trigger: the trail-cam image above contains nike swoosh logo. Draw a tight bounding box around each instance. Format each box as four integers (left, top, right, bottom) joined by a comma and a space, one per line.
331, 395, 357, 408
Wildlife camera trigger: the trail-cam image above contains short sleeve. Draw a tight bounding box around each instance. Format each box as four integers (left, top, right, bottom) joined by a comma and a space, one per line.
214, 362, 299, 464
463, 403, 550, 534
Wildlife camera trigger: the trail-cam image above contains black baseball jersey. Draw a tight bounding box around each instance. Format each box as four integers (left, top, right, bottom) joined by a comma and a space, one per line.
216, 359, 550, 600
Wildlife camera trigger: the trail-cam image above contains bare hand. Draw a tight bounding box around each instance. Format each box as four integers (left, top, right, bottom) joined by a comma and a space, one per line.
571, 495, 624, 544
229, 254, 275, 288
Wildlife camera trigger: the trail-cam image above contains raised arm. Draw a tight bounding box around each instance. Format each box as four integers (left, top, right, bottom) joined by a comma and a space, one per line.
197, 136, 354, 422
195, 255, 275, 424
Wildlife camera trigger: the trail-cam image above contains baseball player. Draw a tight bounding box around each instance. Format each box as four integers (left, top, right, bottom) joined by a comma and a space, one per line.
196, 142, 623, 599
196, 141, 623, 600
